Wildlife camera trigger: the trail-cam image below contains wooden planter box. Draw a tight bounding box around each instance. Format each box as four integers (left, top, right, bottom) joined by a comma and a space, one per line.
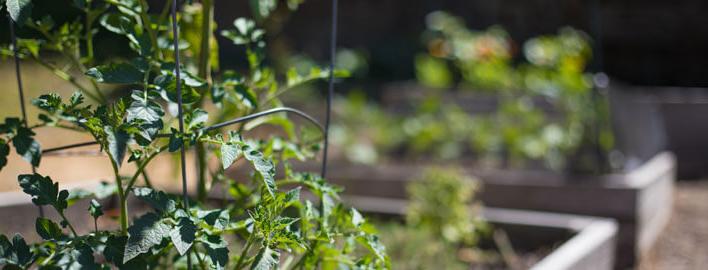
303, 152, 675, 268
344, 195, 617, 270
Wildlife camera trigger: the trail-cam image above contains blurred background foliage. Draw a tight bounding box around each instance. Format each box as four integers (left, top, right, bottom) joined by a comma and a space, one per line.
331, 11, 614, 172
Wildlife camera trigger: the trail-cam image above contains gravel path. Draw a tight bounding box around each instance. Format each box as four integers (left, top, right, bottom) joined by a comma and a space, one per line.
642, 180, 708, 270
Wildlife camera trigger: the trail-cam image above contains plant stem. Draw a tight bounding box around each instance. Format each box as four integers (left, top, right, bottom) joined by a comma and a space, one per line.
126, 146, 167, 192
195, 142, 208, 202
57, 211, 78, 237
139, 0, 161, 59
234, 234, 255, 269
107, 150, 129, 235
85, 7, 95, 63
197, 0, 213, 81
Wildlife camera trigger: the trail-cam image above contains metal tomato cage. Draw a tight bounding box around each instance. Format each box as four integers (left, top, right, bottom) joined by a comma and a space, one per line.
6, 0, 339, 266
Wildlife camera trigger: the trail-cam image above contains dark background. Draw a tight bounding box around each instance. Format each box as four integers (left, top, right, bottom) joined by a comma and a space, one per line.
216, 0, 708, 87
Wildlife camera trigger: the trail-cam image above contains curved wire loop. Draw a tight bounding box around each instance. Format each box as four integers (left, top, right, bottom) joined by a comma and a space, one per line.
41, 106, 325, 154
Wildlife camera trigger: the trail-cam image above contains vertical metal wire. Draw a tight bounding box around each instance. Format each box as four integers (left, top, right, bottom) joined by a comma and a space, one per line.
170, 0, 191, 268
7, 14, 44, 218
321, 0, 338, 179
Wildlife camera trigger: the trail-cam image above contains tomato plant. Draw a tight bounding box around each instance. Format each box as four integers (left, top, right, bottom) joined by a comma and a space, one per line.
0, 0, 389, 269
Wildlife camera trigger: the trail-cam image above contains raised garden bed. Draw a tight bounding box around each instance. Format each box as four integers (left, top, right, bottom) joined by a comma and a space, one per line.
343, 195, 618, 270
301, 151, 674, 268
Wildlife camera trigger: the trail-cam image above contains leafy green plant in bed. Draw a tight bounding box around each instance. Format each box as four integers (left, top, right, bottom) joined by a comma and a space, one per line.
0, 0, 389, 269
334, 11, 613, 172
378, 167, 489, 269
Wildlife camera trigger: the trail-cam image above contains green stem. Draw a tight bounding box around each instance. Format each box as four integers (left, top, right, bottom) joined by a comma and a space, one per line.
85, 7, 95, 63
107, 150, 129, 235
126, 146, 167, 192
195, 142, 208, 202
138, 0, 161, 59
57, 211, 79, 237
234, 234, 255, 270
142, 170, 154, 188
197, 0, 213, 81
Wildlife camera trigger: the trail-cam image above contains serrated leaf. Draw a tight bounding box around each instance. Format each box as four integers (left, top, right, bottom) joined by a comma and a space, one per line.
168, 128, 183, 152
132, 187, 177, 213
284, 187, 301, 205
203, 235, 228, 270
187, 109, 208, 130
241, 143, 276, 198
12, 234, 32, 267
12, 127, 40, 167
35, 218, 63, 240
127, 91, 164, 123
105, 126, 129, 168
60, 243, 100, 269
197, 209, 230, 230
89, 199, 103, 219
86, 63, 143, 84
123, 213, 170, 263
250, 246, 279, 270
7, 0, 32, 23
220, 143, 240, 169
18, 174, 68, 212
154, 74, 201, 104
356, 234, 387, 261
103, 235, 127, 265
169, 217, 196, 255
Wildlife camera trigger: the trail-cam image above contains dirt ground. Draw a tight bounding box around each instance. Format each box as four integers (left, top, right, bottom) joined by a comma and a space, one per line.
641, 180, 708, 270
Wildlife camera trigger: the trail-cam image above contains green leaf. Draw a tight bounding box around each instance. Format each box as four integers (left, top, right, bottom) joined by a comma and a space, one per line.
132, 187, 177, 213
11, 234, 32, 267
169, 217, 196, 255
86, 63, 143, 84
241, 143, 276, 198
250, 246, 279, 270
12, 127, 41, 167
89, 199, 103, 219
186, 109, 208, 130
0, 140, 9, 170
35, 217, 63, 240
168, 128, 183, 152
105, 126, 129, 168
197, 209, 230, 231
103, 235, 127, 265
18, 174, 68, 212
356, 234, 387, 262
127, 90, 164, 144
351, 208, 364, 227
220, 143, 240, 169
99, 13, 134, 35
7, 0, 32, 23
203, 235, 228, 270
284, 187, 301, 205
127, 91, 164, 123
123, 212, 170, 263
60, 243, 100, 269
154, 74, 201, 104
